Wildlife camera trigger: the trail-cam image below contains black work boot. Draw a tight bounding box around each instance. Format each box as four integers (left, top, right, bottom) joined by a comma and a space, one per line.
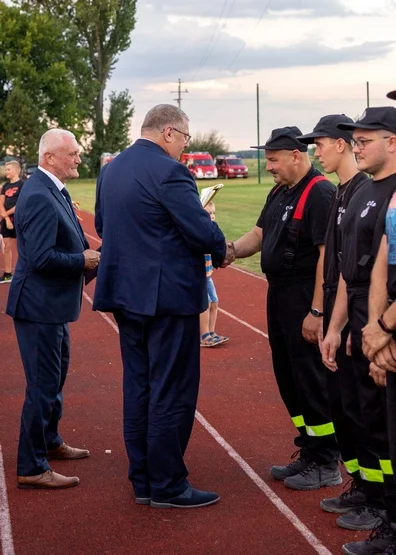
320, 479, 366, 514
269, 450, 310, 481
342, 519, 395, 554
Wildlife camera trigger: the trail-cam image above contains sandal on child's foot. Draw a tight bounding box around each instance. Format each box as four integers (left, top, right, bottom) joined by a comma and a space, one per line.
210, 332, 229, 343
200, 333, 223, 347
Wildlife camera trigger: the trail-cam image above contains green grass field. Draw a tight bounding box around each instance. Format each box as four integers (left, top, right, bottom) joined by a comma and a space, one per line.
68, 158, 336, 275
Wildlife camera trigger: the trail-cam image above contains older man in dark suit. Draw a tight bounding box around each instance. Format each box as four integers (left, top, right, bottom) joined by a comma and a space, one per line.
7, 129, 100, 489
94, 104, 229, 508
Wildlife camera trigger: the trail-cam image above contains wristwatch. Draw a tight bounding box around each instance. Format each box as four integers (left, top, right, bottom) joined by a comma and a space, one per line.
310, 308, 323, 318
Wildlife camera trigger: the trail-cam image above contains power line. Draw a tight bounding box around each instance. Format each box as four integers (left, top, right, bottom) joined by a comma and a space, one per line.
226, 0, 273, 72
190, 0, 235, 82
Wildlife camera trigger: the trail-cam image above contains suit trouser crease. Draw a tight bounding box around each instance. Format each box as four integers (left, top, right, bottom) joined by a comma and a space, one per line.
15, 319, 67, 476
115, 311, 200, 501
267, 280, 339, 464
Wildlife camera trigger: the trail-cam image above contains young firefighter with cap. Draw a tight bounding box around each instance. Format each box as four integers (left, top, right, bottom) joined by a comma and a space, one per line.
297, 115, 369, 515
322, 107, 396, 555
230, 126, 340, 490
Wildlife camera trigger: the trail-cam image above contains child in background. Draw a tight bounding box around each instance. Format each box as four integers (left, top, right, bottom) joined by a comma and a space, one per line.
200, 201, 229, 347
0, 160, 24, 283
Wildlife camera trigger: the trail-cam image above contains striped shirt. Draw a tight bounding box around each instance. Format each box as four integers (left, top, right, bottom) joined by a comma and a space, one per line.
205, 254, 213, 277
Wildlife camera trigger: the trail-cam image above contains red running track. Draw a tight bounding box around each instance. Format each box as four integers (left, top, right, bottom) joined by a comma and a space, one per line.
0, 211, 366, 555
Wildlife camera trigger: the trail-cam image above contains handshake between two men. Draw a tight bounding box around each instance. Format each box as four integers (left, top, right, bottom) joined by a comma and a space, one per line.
221, 241, 236, 268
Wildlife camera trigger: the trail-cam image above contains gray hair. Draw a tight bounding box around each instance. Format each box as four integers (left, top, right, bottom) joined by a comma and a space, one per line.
141, 104, 189, 133
38, 129, 77, 163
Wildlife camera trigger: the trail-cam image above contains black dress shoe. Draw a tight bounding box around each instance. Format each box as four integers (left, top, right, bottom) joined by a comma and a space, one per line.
135, 496, 151, 505
150, 486, 220, 509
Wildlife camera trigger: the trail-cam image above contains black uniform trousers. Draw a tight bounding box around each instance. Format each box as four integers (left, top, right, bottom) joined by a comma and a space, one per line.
114, 310, 200, 502
15, 319, 68, 476
387, 371, 396, 493
348, 286, 396, 517
323, 286, 365, 481
267, 279, 339, 464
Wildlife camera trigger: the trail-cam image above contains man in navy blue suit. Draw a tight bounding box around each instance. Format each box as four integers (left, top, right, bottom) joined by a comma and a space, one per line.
7, 129, 100, 489
94, 104, 229, 508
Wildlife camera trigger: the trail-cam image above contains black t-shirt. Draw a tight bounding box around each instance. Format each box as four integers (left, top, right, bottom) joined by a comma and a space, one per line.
1, 179, 24, 214
324, 172, 369, 288
340, 173, 396, 287
256, 166, 335, 283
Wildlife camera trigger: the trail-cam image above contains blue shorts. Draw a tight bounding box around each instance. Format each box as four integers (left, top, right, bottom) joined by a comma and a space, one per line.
207, 276, 218, 303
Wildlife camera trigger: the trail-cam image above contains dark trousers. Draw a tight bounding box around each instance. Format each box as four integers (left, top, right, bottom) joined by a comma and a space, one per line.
324, 286, 364, 479
114, 310, 200, 501
348, 287, 396, 517
267, 280, 339, 464
15, 319, 68, 476
387, 371, 396, 496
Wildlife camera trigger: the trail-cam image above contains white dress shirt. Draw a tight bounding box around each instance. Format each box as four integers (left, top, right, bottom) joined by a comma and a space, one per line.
38, 166, 66, 193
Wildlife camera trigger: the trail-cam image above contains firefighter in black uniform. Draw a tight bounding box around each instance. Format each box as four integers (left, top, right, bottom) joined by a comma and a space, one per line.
297, 115, 369, 515
322, 107, 396, 555
231, 126, 340, 490
362, 202, 396, 555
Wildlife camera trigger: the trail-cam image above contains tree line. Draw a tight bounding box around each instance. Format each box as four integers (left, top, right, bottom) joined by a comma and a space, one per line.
0, 0, 137, 175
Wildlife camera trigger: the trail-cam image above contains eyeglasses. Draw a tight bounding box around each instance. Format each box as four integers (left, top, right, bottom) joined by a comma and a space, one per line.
171, 127, 191, 143
351, 136, 391, 149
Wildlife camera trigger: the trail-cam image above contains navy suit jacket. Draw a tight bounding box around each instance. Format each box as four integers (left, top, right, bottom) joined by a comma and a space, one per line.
93, 139, 226, 316
6, 169, 89, 324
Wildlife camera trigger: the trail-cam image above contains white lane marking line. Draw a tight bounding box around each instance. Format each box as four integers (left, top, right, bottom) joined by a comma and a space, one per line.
229, 264, 268, 282
81, 291, 333, 555
218, 308, 268, 339
0, 445, 15, 555
82, 293, 118, 333
195, 413, 334, 555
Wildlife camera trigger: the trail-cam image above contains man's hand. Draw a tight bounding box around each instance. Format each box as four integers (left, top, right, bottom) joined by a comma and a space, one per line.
373, 340, 396, 372
220, 241, 236, 268
362, 321, 392, 361
83, 249, 101, 270
302, 312, 322, 344
369, 361, 387, 387
321, 330, 341, 372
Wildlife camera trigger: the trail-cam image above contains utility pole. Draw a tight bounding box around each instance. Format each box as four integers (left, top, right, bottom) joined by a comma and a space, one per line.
366, 81, 370, 108
256, 83, 261, 185
171, 78, 189, 109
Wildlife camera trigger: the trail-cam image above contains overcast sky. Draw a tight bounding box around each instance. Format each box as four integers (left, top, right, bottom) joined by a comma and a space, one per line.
107, 0, 396, 151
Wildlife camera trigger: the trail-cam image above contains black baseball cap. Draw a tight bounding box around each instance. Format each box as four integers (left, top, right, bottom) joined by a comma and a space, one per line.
337, 106, 396, 134
387, 90, 396, 100
297, 114, 353, 144
251, 126, 308, 152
